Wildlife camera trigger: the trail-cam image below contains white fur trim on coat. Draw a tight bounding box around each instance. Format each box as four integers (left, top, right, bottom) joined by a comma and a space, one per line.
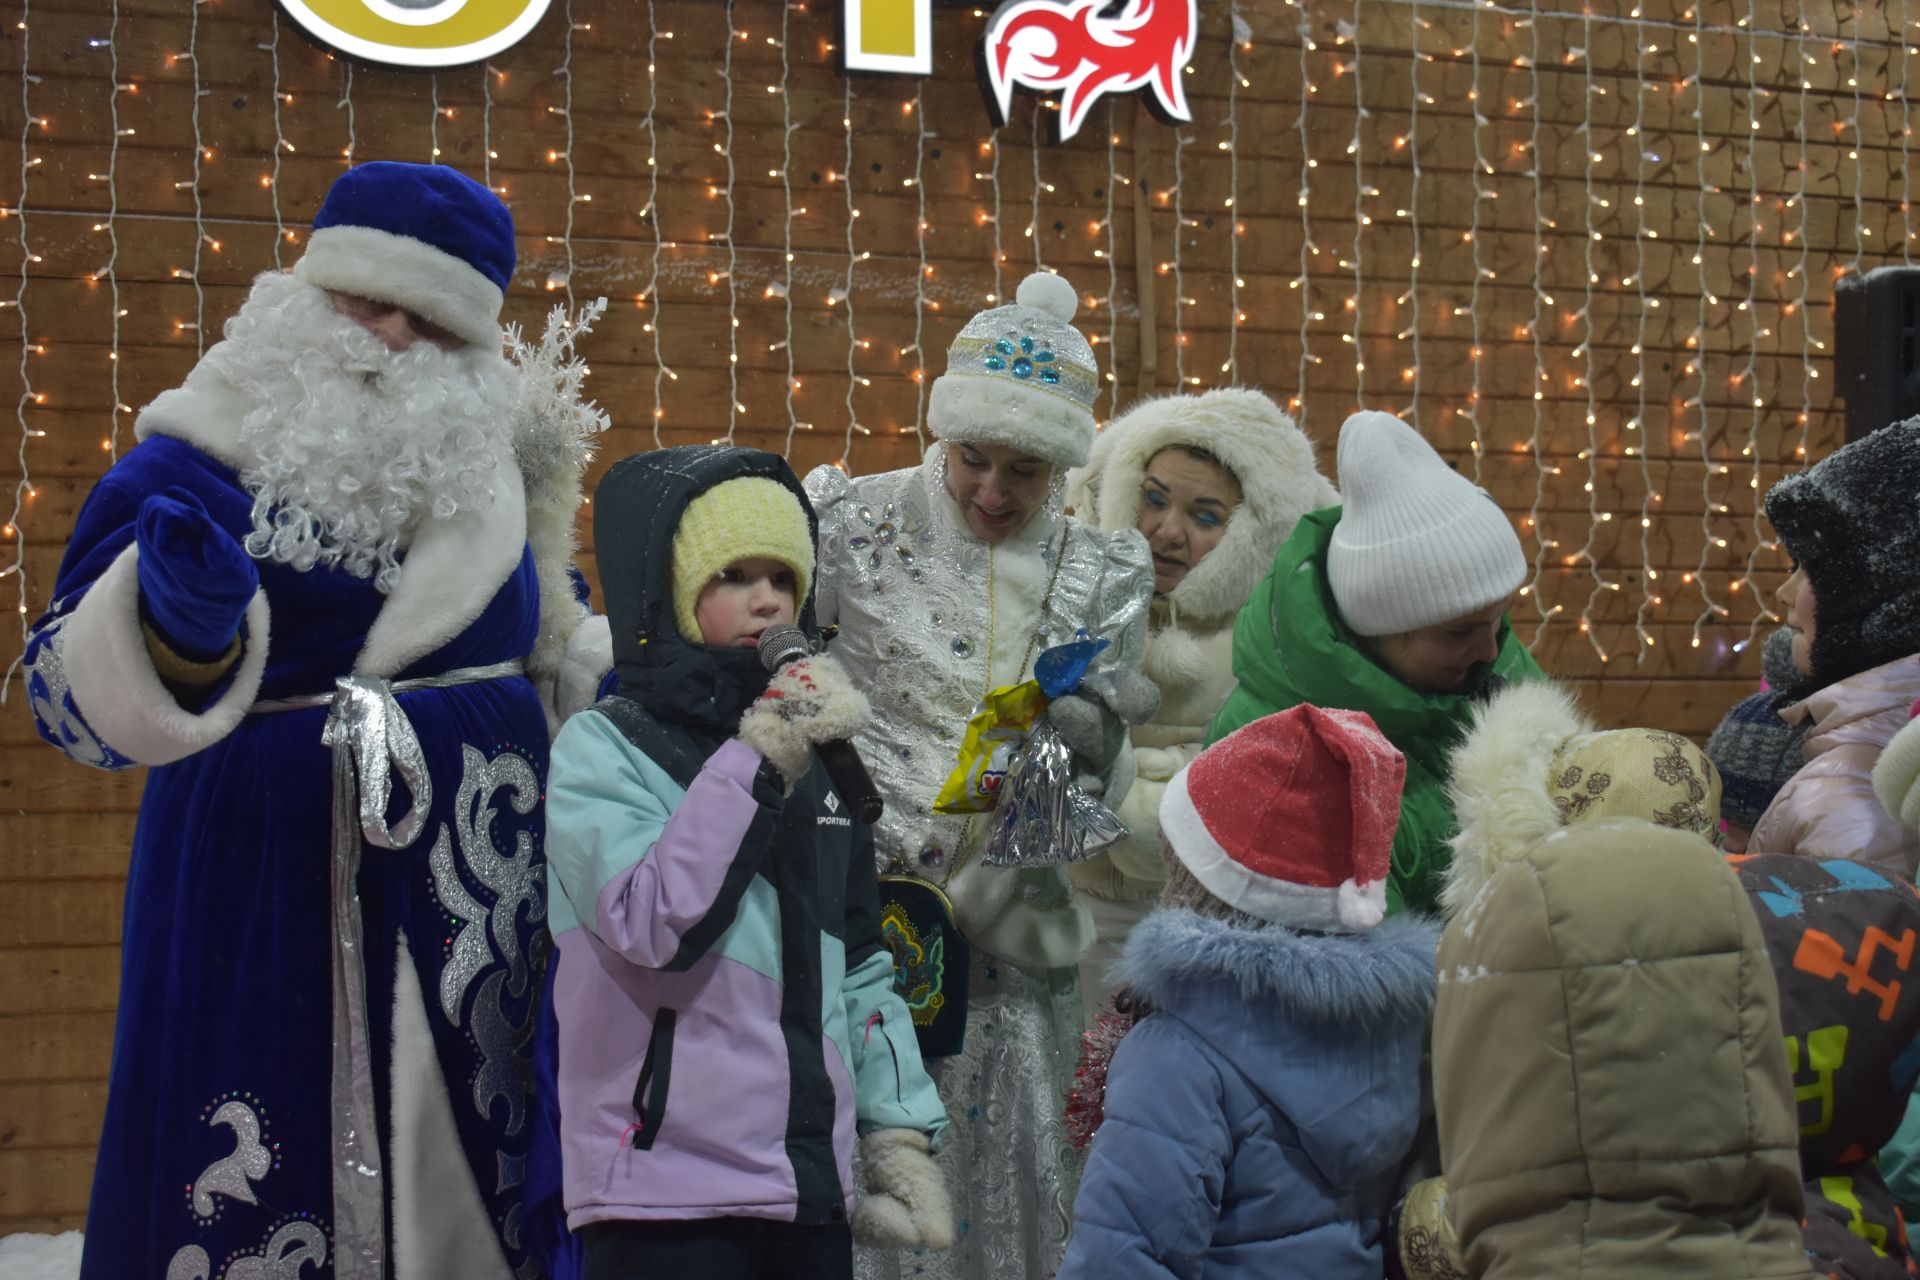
927, 372, 1094, 469
353, 451, 528, 679
388, 933, 515, 1280
1441, 680, 1592, 920
134, 354, 256, 469
59, 544, 271, 767
1160, 764, 1386, 932
1073, 387, 1339, 624
293, 225, 506, 351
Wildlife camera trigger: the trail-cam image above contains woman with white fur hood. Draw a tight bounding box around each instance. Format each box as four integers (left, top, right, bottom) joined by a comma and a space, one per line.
1065, 388, 1338, 1012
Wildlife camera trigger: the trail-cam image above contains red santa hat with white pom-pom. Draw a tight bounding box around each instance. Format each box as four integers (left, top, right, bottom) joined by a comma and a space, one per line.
1160, 705, 1407, 932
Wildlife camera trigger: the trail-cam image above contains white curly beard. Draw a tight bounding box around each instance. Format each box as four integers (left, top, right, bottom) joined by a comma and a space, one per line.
207, 270, 518, 594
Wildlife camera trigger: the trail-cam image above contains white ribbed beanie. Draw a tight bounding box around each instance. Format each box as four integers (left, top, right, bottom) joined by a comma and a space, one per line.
1326, 411, 1525, 637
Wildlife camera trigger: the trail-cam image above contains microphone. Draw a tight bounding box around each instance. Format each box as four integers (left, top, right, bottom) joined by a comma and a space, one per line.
757, 624, 885, 825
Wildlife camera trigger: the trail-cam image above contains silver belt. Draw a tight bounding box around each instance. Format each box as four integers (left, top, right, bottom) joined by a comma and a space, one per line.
252, 659, 525, 1280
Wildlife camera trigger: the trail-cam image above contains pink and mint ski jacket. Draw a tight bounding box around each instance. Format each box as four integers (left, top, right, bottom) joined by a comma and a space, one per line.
544, 447, 946, 1233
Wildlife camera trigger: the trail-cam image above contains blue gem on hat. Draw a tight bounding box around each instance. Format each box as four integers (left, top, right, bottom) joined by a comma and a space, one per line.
1012, 357, 1034, 378
984, 355, 1006, 370
1041, 368, 1060, 384
994, 339, 1015, 355
1020, 336, 1036, 353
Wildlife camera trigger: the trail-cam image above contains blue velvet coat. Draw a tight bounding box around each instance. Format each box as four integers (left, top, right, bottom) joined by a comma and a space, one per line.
24, 429, 550, 1280
1058, 908, 1438, 1280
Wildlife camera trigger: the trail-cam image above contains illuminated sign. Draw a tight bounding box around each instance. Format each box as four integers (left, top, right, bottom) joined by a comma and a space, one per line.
984, 0, 1197, 141
843, 0, 933, 75
277, 0, 554, 69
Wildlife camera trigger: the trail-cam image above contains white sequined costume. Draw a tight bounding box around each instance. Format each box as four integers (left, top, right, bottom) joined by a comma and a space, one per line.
807, 451, 1152, 1280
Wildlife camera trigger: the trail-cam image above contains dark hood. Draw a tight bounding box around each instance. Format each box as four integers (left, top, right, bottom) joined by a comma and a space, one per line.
593, 446, 818, 736
1765, 417, 1920, 691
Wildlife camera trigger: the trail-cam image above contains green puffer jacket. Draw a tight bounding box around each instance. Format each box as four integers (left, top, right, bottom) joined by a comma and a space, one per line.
1206, 507, 1543, 915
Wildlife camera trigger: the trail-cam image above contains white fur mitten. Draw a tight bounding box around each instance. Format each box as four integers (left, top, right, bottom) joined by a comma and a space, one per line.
737, 652, 870, 789
852, 1128, 954, 1250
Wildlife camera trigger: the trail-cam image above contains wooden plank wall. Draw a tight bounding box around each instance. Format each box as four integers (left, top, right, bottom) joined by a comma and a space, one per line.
0, 0, 1905, 1234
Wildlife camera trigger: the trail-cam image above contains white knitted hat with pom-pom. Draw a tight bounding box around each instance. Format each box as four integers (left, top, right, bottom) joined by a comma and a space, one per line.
927, 270, 1100, 468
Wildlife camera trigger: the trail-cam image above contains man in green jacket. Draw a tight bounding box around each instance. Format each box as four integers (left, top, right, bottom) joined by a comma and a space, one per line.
1208, 412, 1542, 916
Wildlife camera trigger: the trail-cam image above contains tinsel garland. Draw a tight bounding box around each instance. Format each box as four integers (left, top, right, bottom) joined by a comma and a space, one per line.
1063, 1003, 1141, 1154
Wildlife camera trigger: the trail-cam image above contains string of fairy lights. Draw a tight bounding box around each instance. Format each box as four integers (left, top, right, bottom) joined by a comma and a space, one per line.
1399, 0, 1424, 421
1734, 1, 1777, 651
1686, 2, 1728, 651
1630, 0, 1659, 658
1462, 0, 1489, 482
779, 0, 802, 456
6, 0, 35, 639
0, 0, 1910, 687
1343, 13, 1367, 408
1223, 4, 1246, 382
1292, 0, 1318, 419
104, 0, 127, 461
1573, 15, 1615, 665
1522, 9, 1552, 636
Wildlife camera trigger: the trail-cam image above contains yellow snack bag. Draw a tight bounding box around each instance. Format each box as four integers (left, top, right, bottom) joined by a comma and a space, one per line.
933, 678, 1050, 814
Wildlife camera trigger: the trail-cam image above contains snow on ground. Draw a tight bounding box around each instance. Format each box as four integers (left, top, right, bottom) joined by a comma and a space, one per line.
0, 1233, 81, 1280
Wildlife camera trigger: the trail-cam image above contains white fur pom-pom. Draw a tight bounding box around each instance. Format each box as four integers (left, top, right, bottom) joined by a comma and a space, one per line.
1015, 271, 1078, 323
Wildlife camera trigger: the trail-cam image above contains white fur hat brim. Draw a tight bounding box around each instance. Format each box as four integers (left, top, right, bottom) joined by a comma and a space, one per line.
928, 372, 1094, 469
293, 224, 505, 350
1161, 763, 1387, 932
1076, 387, 1339, 623
1442, 681, 1592, 920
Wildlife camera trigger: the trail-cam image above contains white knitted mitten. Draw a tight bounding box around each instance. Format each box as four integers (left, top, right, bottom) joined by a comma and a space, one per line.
737, 652, 870, 788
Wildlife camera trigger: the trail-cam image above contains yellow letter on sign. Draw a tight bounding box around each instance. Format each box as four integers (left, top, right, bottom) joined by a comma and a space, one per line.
844, 0, 931, 75
278, 0, 553, 69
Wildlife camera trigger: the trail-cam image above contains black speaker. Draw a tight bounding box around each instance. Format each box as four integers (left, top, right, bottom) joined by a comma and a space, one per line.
1833, 267, 1920, 443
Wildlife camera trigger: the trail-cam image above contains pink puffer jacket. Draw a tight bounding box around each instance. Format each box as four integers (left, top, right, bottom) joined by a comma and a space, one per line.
1749, 653, 1920, 877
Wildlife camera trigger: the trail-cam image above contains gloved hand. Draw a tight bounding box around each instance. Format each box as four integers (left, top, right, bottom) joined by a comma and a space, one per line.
134, 487, 259, 662
1049, 692, 1124, 775
1052, 666, 1161, 775
738, 652, 870, 788
852, 1128, 954, 1250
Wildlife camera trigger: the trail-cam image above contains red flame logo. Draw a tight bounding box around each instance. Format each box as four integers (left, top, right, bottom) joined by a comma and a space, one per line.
983, 0, 1198, 142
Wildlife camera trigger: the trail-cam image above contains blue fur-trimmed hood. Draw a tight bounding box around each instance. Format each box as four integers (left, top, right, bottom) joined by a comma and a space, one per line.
1115, 907, 1439, 1027
1113, 907, 1438, 1189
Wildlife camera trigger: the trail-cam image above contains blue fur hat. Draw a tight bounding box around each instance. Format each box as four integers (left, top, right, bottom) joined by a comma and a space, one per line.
292, 161, 514, 350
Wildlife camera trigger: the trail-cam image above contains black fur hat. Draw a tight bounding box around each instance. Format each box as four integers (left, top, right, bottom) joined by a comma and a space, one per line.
1764, 418, 1920, 689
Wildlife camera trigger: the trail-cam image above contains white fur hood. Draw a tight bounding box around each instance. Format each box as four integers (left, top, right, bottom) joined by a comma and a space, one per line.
1442, 681, 1593, 920
1068, 387, 1338, 625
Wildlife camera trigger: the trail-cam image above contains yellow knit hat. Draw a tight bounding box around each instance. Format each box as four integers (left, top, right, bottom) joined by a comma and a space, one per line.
670, 476, 814, 643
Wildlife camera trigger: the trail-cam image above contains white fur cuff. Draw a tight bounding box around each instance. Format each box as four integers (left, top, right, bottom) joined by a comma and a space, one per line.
59, 543, 271, 767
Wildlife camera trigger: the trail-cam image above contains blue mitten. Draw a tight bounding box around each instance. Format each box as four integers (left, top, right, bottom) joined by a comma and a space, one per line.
134, 487, 258, 662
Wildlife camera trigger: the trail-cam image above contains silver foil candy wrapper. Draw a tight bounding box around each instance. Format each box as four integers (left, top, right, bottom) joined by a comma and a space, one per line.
981, 714, 1130, 867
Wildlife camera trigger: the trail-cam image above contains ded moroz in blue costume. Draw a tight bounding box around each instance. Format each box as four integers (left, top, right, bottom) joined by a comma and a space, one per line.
22, 162, 610, 1279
